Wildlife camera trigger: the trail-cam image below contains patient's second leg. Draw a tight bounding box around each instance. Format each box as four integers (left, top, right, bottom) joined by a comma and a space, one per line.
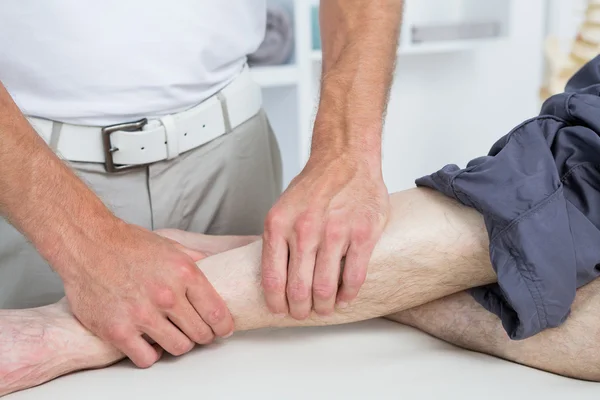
388, 278, 600, 382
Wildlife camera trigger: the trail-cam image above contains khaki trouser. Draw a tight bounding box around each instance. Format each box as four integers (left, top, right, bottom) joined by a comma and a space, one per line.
0, 110, 283, 309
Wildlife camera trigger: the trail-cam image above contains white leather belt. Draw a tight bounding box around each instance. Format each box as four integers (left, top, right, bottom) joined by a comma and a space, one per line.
28, 65, 262, 172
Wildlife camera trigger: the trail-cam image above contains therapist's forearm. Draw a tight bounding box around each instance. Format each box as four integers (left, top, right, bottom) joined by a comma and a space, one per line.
0, 82, 118, 278
315, 0, 403, 163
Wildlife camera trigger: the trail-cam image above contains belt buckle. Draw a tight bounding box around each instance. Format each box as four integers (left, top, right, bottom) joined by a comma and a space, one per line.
101, 118, 148, 173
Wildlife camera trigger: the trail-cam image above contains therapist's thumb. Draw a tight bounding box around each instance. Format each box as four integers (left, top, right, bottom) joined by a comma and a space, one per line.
172, 243, 207, 262
154, 229, 208, 262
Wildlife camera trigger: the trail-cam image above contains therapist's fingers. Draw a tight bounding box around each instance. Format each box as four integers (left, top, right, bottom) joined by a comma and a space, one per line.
186, 273, 234, 338
151, 343, 165, 360
336, 239, 375, 307
261, 216, 290, 315
166, 301, 216, 344
139, 313, 194, 357
286, 226, 319, 320
312, 229, 348, 315
119, 333, 161, 368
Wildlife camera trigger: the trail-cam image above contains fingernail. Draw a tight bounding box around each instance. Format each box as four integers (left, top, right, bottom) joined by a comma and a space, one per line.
222, 331, 234, 339
337, 301, 348, 309
274, 313, 287, 319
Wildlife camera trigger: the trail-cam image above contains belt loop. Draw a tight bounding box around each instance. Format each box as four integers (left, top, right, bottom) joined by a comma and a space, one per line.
216, 91, 232, 133
49, 122, 63, 152
159, 115, 179, 160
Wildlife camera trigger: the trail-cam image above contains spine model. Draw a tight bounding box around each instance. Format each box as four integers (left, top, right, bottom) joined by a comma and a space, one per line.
541, 0, 600, 100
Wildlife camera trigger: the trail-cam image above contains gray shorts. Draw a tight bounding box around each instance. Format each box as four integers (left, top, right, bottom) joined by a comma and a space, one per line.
417, 56, 600, 340
0, 110, 282, 309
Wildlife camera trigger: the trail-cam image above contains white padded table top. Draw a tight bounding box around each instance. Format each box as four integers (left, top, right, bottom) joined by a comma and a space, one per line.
7, 318, 600, 399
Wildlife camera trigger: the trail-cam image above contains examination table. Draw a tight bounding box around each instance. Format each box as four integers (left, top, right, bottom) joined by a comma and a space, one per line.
6, 318, 600, 399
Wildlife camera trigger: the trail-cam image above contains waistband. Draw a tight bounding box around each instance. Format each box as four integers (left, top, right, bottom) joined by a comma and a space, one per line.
27, 65, 262, 172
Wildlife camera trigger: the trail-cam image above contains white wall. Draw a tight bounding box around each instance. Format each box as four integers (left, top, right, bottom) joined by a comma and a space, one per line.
379, 0, 547, 192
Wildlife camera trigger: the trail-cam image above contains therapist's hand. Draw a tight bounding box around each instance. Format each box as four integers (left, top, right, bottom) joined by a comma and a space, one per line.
61, 222, 234, 368
262, 152, 390, 319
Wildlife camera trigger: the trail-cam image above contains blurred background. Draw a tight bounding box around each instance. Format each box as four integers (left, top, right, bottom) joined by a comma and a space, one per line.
248, 0, 594, 192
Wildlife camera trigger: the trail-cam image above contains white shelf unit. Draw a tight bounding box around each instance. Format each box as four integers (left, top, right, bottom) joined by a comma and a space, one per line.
252, 0, 512, 188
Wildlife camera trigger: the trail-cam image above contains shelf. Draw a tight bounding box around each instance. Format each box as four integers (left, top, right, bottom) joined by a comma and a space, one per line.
250, 65, 299, 87
310, 36, 506, 62
402, 36, 507, 54
309, 0, 510, 58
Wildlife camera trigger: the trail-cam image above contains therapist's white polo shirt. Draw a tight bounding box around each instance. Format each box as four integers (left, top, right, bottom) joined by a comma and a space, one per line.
0, 1, 266, 126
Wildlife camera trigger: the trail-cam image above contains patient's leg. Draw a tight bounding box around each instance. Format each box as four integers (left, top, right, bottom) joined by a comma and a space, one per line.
155, 187, 495, 330
0, 299, 123, 396
194, 187, 495, 330
1, 188, 496, 395
387, 278, 600, 382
